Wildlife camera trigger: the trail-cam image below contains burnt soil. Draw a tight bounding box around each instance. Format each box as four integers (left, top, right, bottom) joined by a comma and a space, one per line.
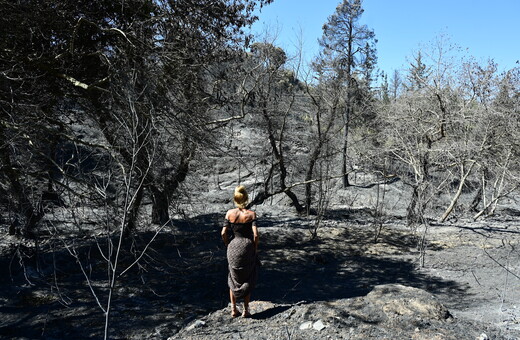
1, 203, 519, 339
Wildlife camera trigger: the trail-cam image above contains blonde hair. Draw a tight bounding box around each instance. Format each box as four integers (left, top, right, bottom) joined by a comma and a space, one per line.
233, 185, 248, 209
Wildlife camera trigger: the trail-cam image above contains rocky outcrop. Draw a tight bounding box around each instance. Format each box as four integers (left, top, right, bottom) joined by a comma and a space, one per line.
170, 284, 511, 340
365, 284, 452, 322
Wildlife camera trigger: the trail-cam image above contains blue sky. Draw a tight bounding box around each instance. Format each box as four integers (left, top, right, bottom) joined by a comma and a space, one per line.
250, 0, 520, 76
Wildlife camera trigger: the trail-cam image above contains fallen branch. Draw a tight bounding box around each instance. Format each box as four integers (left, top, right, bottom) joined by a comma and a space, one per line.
482, 248, 520, 281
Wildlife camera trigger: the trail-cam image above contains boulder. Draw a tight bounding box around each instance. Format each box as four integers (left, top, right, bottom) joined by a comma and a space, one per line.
366, 284, 452, 321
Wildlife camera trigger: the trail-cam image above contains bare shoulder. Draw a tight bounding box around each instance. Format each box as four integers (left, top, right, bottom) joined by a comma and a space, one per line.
225, 209, 235, 219
226, 208, 242, 219
245, 210, 257, 222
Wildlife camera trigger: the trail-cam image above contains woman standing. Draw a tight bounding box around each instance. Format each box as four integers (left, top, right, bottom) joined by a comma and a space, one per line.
221, 185, 259, 318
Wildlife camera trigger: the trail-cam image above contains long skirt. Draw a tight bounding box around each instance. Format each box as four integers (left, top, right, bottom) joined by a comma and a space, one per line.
227, 236, 258, 299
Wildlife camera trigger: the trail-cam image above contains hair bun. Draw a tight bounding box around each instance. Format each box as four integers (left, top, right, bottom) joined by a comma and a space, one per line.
233, 185, 248, 208
235, 185, 246, 194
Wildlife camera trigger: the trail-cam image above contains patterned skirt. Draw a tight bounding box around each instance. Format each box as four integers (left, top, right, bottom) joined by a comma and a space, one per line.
227, 236, 258, 299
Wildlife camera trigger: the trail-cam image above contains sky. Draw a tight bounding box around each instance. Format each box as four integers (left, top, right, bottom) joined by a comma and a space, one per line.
249, 0, 520, 76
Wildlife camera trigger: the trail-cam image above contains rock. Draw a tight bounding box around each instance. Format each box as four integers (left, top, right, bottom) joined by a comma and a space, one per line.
168, 289, 518, 340
312, 320, 326, 331
185, 320, 205, 331
299, 321, 312, 330
366, 284, 451, 321
299, 320, 327, 331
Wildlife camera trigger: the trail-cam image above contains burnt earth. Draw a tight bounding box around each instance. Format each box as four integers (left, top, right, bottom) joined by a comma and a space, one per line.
0, 208, 519, 339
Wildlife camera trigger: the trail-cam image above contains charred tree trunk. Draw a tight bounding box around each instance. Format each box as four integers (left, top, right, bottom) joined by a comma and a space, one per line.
342, 104, 351, 188
261, 101, 304, 213
305, 149, 320, 215
0, 127, 43, 237
150, 187, 170, 225
407, 185, 420, 226
150, 141, 193, 225
470, 185, 483, 212
341, 22, 354, 189
124, 185, 144, 237
407, 183, 427, 227
305, 100, 336, 214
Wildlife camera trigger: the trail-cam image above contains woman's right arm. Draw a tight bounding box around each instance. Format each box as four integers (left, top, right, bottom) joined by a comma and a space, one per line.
252, 225, 259, 252
221, 226, 229, 247
252, 211, 259, 251
222, 210, 231, 247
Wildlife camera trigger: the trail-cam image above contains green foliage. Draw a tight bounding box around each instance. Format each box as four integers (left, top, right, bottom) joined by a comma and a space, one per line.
315, 0, 376, 83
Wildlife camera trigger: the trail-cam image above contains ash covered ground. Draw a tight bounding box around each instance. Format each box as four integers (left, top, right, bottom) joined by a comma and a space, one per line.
1, 176, 519, 339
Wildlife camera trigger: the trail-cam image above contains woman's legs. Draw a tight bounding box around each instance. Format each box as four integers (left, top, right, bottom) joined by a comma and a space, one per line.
229, 289, 239, 317
242, 294, 251, 317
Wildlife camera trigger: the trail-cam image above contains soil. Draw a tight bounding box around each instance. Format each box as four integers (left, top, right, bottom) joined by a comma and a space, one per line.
1, 181, 519, 339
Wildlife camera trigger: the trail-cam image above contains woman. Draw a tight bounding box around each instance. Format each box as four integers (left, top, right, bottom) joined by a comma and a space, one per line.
221, 185, 259, 318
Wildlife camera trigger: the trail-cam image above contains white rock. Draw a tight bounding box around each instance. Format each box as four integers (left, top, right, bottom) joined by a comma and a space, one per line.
478, 333, 488, 340
299, 321, 313, 330
186, 320, 206, 331
313, 320, 326, 331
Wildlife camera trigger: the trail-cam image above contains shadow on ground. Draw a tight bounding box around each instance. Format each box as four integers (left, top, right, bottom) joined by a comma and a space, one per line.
254, 214, 468, 306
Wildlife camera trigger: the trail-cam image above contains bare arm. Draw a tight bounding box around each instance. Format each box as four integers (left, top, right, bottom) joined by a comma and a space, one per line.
252, 211, 259, 251
222, 210, 232, 247
221, 226, 229, 247
252, 225, 259, 252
